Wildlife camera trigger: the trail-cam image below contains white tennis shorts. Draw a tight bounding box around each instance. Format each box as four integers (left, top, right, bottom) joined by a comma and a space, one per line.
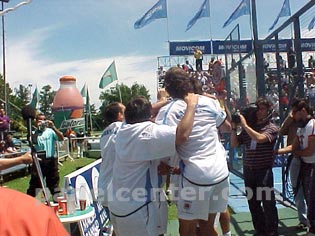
177, 176, 229, 221
110, 202, 158, 236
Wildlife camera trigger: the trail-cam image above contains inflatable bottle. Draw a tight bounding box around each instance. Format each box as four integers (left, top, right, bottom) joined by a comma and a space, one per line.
52, 76, 85, 132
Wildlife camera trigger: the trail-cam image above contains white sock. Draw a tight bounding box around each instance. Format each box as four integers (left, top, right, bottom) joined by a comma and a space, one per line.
222, 231, 231, 236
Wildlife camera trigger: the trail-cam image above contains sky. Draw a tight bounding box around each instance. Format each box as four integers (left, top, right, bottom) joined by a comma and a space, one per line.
0, 0, 313, 108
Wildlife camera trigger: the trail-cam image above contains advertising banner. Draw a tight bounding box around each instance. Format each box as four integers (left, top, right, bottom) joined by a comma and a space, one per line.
64, 159, 112, 236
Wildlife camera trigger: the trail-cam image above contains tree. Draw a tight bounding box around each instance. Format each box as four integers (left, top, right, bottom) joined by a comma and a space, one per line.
0, 75, 12, 105
99, 83, 150, 106
97, 83, 151, 128
13, 84, 30, 106
38, 85, 56, 119
9, 85, 30, 132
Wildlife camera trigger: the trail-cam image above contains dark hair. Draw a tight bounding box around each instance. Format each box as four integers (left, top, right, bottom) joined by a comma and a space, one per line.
164, 67, 193, 99
190, 77, 203, 95
291, 97, 300, 108
255, 97, 272, 111
292, 98, 313, 116
124, 97, 152, 124
104, 102, 124, 123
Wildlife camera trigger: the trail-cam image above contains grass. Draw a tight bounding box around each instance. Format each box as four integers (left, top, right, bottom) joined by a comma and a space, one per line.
168, 203, 178, 220
2, 157, 96, 193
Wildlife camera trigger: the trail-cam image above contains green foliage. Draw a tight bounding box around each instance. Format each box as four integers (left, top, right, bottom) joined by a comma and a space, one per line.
0, 75, 13, 105
39, 85, 56, 119
10, 85, 30, 131
14, 84, 30, 105
97, 83, 151, 128
168, 204, 178, 220
99, 83, 150, 107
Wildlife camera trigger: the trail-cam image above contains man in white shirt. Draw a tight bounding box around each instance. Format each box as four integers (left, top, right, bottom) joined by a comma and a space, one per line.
108, 95, 198, 236
98, 102, 125, 213
277, 99, 315, 236
156, 67, 231, 236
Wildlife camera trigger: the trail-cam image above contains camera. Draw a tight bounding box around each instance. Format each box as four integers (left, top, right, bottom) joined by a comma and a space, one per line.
231, 104, 258, 126
36, 150, 46, 159
39, 120, 47, 130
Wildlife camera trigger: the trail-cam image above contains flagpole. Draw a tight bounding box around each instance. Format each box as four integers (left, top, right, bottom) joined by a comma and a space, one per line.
209, 0, 213, 54
166, 0, 170, 66
113, 60, 122, 103
89, 108, 93, 134
288, 1, 294, 47
116, 83, 122, 103
85, 86, 88, 132
166, 0, 170, 43
249, 0, 254, 41
208, 0, 211, 38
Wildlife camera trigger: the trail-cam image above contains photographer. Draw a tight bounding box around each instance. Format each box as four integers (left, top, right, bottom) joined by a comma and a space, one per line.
230, 98, 279, 236
26, 113, 64, 201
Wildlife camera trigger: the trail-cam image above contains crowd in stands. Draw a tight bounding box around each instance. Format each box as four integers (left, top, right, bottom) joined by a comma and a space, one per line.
158, 49, 315, 125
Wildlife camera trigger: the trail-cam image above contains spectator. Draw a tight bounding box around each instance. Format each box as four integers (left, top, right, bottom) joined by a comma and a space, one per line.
182, 63, 189, 72
64, 127, 76, 152
287, 47, 296, 69
185, 60, 194, 72
0, 108, 10, 141
277, 99, 315, 236
264, 58, 269, 72
5, 134, 17, 153
231, 58, 237, 69
306, 73, 315, 88
76, 128, 85, 158
279, 55, 286, 71
26, 113, 64, 201
86, 128, 92, 137
212, 60, 226, 93
0, 140, 6, 154
193, 47, 203, 71
279, 99, 309, 230
308, 86, 315, 110
158, 66, 165, 87
0, 187, 69, 236
308, 56, 315, 69
108, 95, 198, 236
208, 57, 216, 74
230, 97, 279, 236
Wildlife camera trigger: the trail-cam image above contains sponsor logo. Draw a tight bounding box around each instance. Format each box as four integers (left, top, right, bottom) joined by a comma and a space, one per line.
60, 118, 85, 129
